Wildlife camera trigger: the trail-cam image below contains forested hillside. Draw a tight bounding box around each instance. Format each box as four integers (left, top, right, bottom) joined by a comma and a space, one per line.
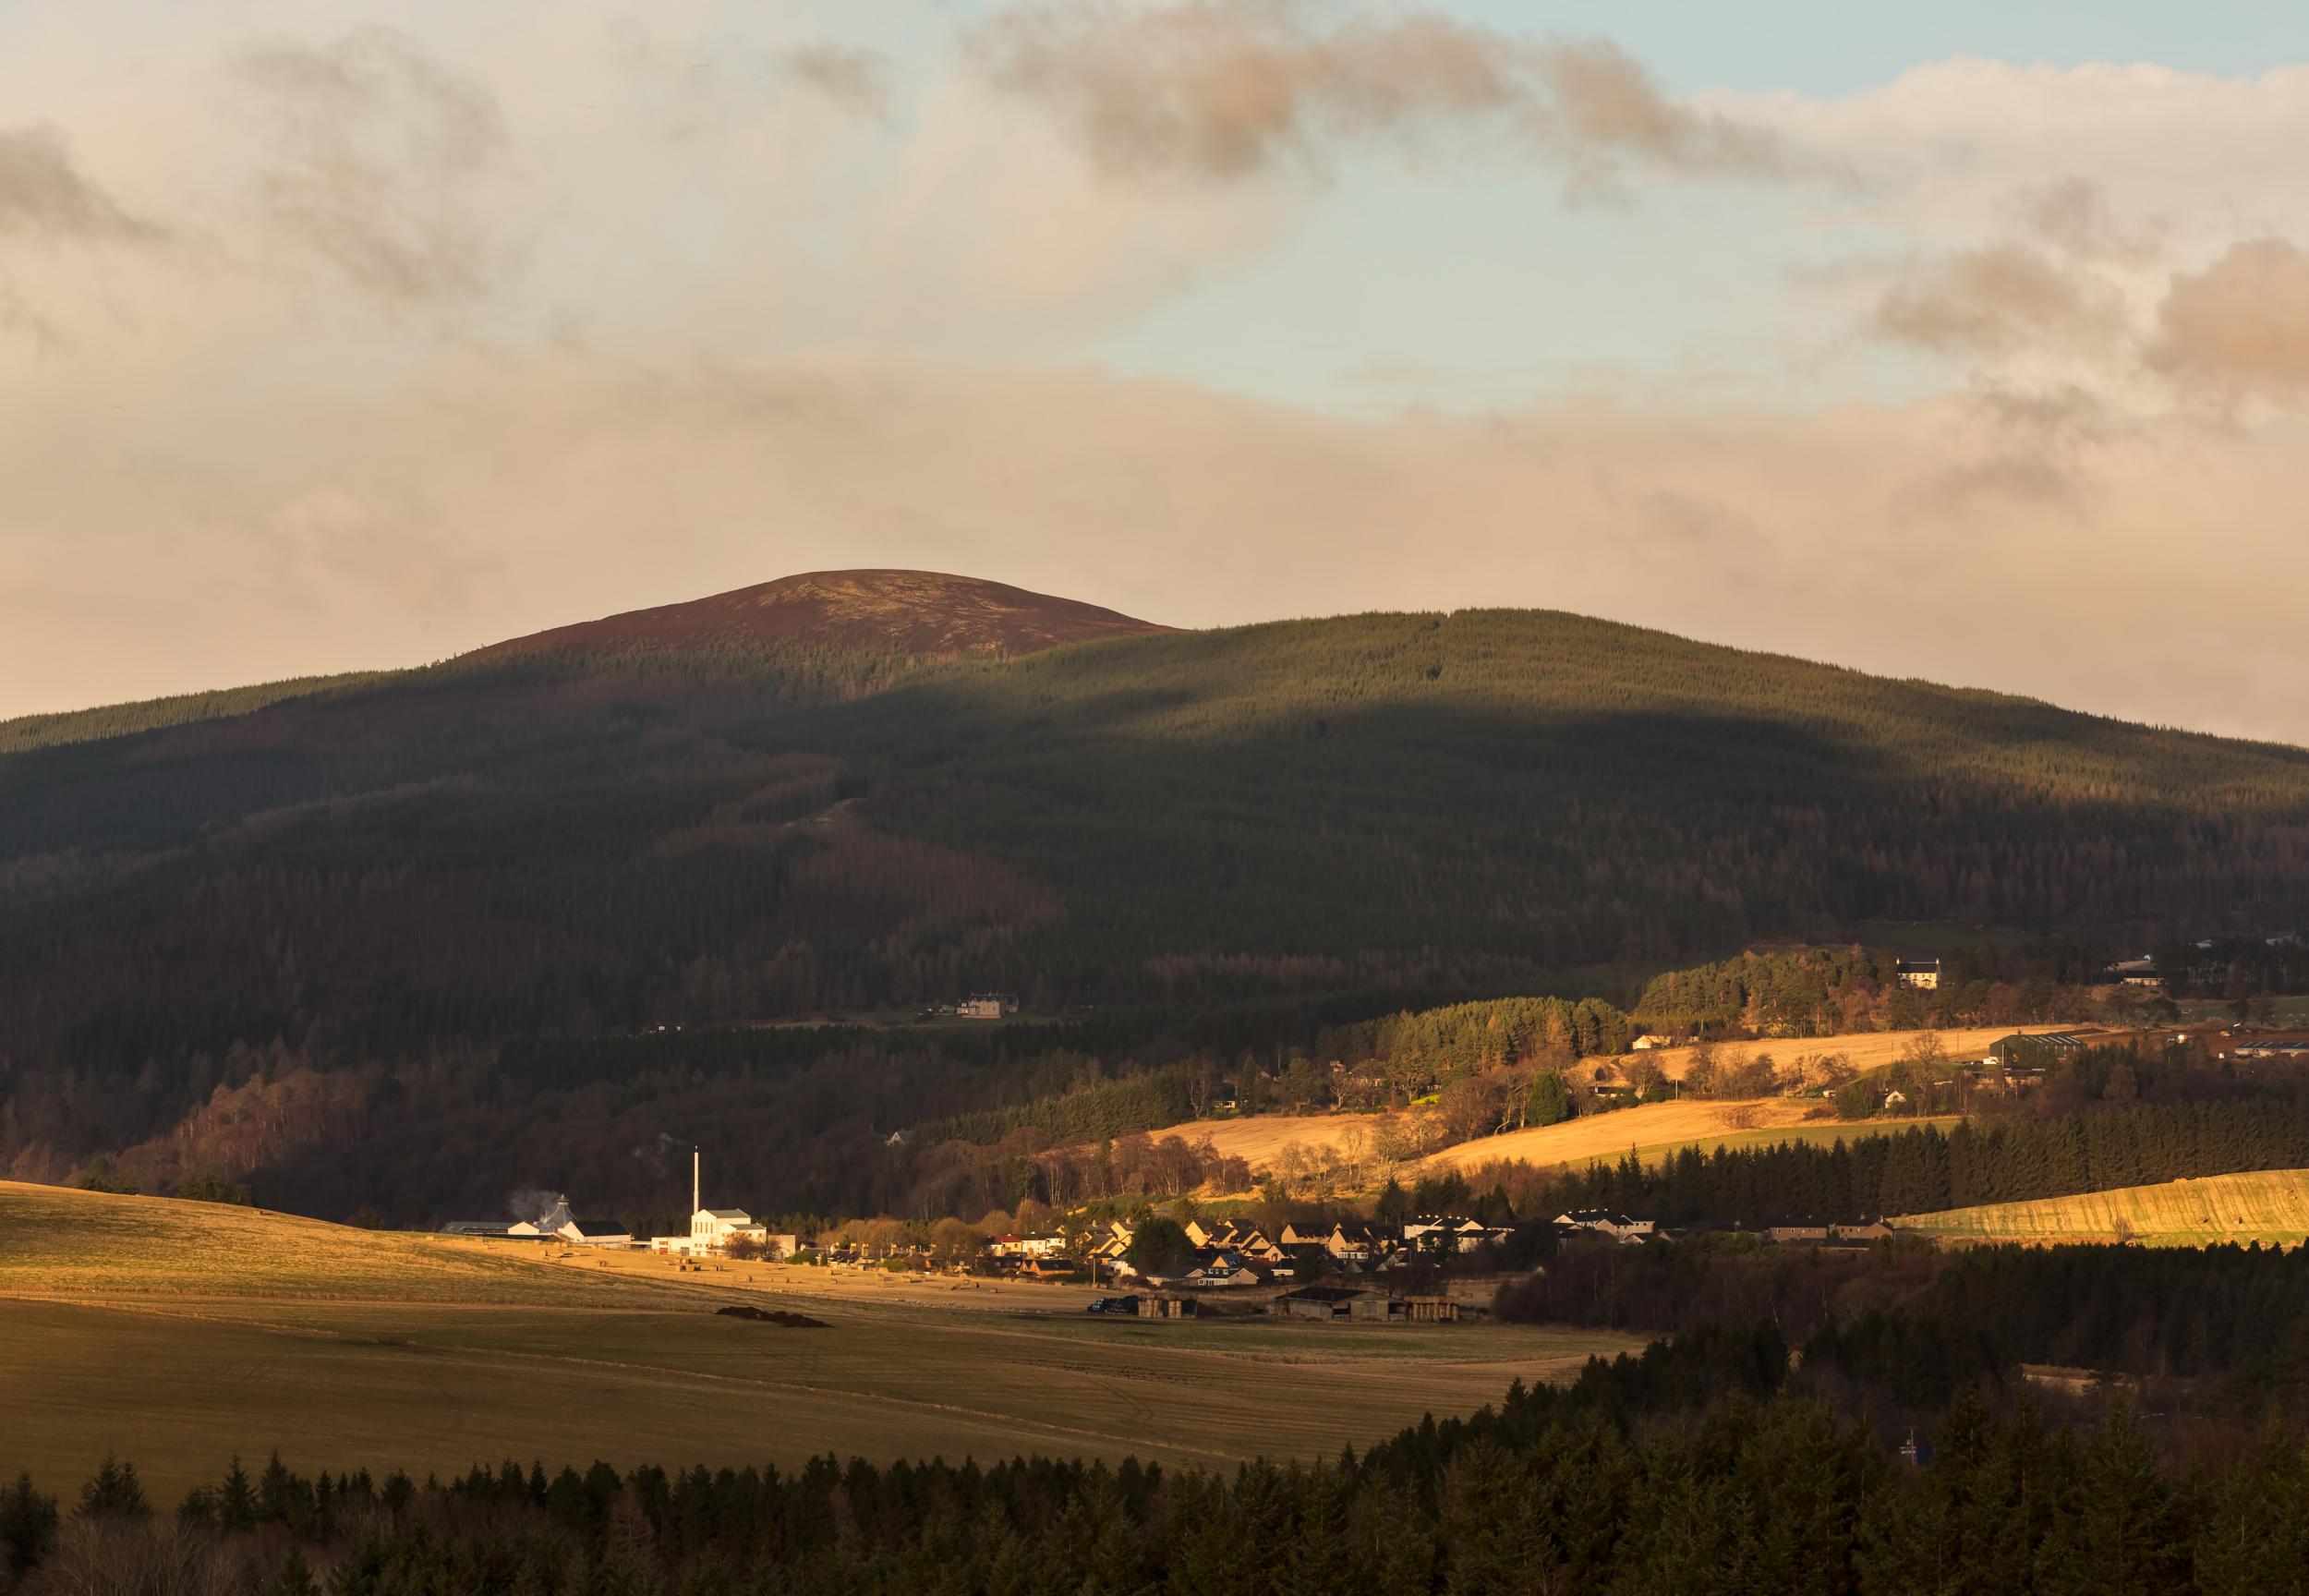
6, 572, 2309, 1217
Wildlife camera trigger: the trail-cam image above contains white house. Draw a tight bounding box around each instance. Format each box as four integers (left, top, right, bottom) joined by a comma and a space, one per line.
1553, 1209, 1655, 1243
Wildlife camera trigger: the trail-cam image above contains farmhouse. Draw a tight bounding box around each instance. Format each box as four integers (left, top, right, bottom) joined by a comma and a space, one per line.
958, 992, 1020, 1020
1896, 959, 1941, 990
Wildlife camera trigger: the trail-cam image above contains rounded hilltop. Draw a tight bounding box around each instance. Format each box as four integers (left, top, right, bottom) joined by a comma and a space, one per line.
472, 569, 1168, 661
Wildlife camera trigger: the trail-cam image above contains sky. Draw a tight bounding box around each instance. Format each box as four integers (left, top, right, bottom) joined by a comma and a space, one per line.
6, 3, 2309, 741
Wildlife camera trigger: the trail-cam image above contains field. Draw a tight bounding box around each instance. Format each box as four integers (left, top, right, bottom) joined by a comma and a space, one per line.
1896, 1169, 2309, 1247
1582, 1023, 2094, 1083
1420, 1102, 1959, 1176
0, 1183, 1638, 1498
1158, 1095, 1929, 1188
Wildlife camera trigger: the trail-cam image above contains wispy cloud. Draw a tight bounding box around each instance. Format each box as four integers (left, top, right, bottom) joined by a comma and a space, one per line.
780, 44, 894, 118
0, 125, 163, 245
965, 3, 1807, 195
234, 27, 508, 305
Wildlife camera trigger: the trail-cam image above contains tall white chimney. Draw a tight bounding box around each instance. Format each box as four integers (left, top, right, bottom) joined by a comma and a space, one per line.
692, 1145, 700, 1216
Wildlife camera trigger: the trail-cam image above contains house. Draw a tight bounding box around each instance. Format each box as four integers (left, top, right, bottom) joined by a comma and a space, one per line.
2110, 958, 2162, 987
1273, 1286, 1392, 1323
1016, 1258, 1076, 1281
987, 1233, 1069, 1260
1402, 1215, 1490, 1253
1183, 1257, 1263, 1289
1895, 959, 1941, 990
958, 992, 1021, 1020
1766, 1221, 1892, 1246
1631, 1034, 1669, 1051
1553, 1210, 1655, 1243
1324, 1222, 1384, 1261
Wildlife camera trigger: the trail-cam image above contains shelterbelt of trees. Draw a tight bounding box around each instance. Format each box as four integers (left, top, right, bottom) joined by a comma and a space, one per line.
16, 1242, 2309, 1592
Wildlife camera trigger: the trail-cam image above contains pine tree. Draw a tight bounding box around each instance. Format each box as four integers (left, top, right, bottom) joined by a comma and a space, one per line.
74, 1456, 150, 1519
263, 1546, 320, 1596
0, 1472, 61, 1578
220, 1456, 258, 1531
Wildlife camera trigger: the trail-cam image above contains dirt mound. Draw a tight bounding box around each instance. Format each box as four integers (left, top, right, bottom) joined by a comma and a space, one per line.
716, 1304, 828, 1327
473, 570, 1167, 662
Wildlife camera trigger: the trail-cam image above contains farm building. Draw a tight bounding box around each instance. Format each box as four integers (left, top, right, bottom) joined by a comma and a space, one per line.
958, 992, 1020, 1020
1989, 1031, 2091, 1065
1273, 1286, 1392, 1323
500, 1197, 630, 1247
1896, 959, 1941, 990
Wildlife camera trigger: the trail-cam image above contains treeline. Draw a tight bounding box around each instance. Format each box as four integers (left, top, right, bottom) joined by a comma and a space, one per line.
16, 1343, 2309, 1592
911, 1062, 1199, 1152
2154, 936, 2309, 998
1635, 947, 1898, 1037
1499, 1237, 2309, 1406
1474, 1096, 2309, 1227
1315, 995, 1634, 1091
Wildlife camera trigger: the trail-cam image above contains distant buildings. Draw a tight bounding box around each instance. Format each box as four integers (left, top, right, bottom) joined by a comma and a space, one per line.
1895, 959, 1941, 990
958, 992, 1021, 1020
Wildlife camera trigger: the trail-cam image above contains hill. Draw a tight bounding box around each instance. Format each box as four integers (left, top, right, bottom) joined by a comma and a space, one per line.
1896, 1168, 2309, 1247
6, 579, 2309, 1219
472, 569, 1168, 661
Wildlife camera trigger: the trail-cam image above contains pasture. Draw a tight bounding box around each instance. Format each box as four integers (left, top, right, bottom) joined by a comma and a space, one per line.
1897, 1168, 2309, 1247
0, 1182, 1636, 1499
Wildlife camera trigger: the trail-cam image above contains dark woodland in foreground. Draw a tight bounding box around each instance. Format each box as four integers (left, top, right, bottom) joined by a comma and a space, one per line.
13, 1241, 2309, 1593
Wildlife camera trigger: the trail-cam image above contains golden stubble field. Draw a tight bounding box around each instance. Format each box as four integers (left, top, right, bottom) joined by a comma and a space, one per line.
0, 1182, 1637, 1499
1897, 1168, 2309, 1247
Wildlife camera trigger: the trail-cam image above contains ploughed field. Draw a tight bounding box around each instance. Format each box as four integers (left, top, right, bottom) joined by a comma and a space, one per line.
0, 1182, 1636, 1497
1896, 1168, 2309, 1247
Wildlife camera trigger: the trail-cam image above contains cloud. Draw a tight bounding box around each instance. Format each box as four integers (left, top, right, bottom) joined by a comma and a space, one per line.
780, 44, 894, 117
233, 27, 509, 305
2148, 237, 2309, 402
1871, 243, 2127, 356
964, 3, 1799, 193
0, 125, 163, 245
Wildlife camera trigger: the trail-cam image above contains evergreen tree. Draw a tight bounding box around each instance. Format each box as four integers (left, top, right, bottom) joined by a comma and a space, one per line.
74, 1456, 149, 1520
0, 1473, 59, 1580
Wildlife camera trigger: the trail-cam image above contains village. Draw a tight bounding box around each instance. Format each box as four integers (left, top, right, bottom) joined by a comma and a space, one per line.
441, 1148, 1907, 1326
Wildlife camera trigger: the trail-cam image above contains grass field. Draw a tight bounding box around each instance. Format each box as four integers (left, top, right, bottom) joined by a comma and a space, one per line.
1896, 1169, 2309, 1247
0, 1182, 1638, 1497
1159, 1097, 1926, 1187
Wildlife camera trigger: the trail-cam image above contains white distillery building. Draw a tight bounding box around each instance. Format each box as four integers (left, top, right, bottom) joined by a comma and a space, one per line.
648, 1148, 794, 1259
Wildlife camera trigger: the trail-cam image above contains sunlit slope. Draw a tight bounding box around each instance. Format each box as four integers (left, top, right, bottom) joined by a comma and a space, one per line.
0, 1182, 663, 1304
1897, 1169, 2309, 1246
